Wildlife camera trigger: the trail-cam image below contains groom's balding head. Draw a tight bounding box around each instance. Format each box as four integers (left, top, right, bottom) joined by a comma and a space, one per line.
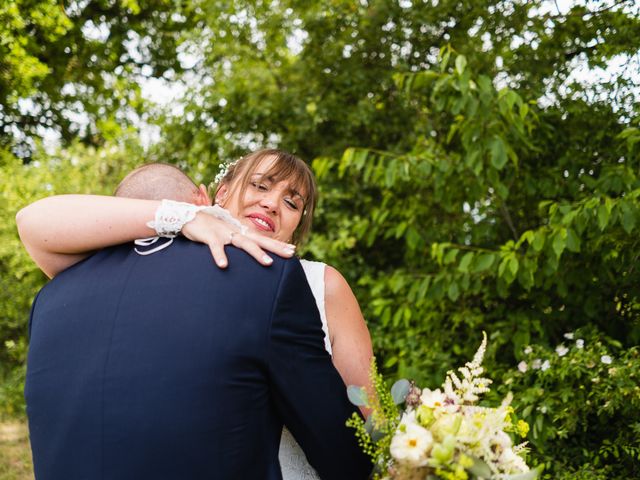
115, 163, 207, 204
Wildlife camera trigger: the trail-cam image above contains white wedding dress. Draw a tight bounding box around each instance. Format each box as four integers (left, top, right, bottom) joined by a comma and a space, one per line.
279, 259, 331, 480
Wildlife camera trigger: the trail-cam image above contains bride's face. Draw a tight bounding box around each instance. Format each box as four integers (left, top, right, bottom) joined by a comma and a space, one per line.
217, 156, 306, 243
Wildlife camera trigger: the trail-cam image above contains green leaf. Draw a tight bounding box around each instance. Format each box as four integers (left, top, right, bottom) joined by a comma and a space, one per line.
364, 414, 386, 441
566, 228, 581, 252
597, 203, 610, 231
458, 252, 474, 272
339, 148, 355, 176
467, 456, 492, 478
347, 385, 368, 406
490, 136, 508, 170
621, 203, 636, 233
417, 277, 431, 300
509, 256, 519, 276
472, 253, 496, 273
498, 256, 510, 278
552, 232, 566, 258
390, 379, 410, 405
447, 281, 460, 301
406, 226, 421, 250
444, 249, 459, 264
532, 231, 545, 252
455, 55, 467, 75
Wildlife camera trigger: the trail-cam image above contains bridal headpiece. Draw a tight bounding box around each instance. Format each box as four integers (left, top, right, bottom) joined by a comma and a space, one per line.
214, 158, 240, 184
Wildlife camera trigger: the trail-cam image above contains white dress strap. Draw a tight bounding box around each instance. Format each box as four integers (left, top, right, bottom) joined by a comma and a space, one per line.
299, 259, 331, 355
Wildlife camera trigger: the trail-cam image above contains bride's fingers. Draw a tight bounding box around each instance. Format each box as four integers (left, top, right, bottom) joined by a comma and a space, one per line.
207, 241, 229, 269
230, 233, 273, 266
244, 231, 296, 258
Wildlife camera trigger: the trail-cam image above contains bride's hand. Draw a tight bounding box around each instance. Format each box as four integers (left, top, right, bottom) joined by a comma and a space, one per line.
181, 211, 296, 268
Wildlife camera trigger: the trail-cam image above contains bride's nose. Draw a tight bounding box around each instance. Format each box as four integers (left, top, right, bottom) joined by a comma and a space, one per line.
259, 190, 279, 213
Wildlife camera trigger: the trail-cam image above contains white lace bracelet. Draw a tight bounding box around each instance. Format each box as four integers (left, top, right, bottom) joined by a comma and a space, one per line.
147, 199, 203, 238
146, 200, 248, 239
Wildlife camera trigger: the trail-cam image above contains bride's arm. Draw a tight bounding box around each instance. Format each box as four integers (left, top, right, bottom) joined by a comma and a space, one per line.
16, 194, 295, 278
16, 195, 158, 278
324, 266, 374, 414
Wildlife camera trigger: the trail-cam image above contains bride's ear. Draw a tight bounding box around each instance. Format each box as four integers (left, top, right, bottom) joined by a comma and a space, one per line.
215, 184, 228, 206
195, 184, 213, 206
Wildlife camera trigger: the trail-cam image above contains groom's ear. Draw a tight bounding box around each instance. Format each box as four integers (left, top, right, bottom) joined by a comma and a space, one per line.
195, 184, 213, 206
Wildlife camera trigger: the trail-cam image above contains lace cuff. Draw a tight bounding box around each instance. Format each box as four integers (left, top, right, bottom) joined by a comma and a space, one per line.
147, 199, 202, 237
146, 200, 248, 239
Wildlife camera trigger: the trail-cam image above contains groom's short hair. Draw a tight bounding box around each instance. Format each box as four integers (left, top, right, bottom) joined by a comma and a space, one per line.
115, 163, 199, 203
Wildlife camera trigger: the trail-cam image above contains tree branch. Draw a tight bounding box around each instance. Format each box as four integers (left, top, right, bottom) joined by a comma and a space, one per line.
499, 202, 519, 240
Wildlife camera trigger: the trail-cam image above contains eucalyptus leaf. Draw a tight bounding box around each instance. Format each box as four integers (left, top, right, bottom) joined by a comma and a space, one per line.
390, 379, 410, 405
363, 414, 386, 442
467, 456, 492, 478
347, 385, 368, 407
364, 414, 374, 434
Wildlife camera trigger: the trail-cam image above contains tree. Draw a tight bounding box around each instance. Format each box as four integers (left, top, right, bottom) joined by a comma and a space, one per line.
0, 0, 196, 158
151, 1, 640, 476
1, 0, 639, 476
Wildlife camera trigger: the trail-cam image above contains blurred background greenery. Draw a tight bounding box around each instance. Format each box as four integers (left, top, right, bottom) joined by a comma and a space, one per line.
1, 0, 639, 477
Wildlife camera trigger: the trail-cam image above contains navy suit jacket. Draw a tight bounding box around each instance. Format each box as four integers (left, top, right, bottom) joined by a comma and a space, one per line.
25, 238, 371, 479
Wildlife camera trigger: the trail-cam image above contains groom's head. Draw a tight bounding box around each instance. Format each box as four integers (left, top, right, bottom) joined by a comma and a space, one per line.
115, 163, 211, 205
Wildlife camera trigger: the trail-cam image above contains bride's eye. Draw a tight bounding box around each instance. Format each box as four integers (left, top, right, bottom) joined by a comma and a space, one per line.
251, 181, 269, 191
284, 197, 300, 210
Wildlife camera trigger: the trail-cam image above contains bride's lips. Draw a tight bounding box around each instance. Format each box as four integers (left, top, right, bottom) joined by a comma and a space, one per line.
247, 213, 276, 232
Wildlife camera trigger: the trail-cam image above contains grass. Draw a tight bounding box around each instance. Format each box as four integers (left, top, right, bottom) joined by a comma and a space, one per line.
0, 420, 33, 480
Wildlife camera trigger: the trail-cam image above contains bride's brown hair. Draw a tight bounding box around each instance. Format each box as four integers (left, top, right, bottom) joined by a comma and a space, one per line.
214, 149, 317, 245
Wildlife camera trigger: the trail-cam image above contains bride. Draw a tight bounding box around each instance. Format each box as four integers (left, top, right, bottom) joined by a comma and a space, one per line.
17, 148, 373, 479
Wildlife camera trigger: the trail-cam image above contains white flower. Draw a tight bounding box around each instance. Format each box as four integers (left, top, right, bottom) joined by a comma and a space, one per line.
576, 339, 584, 349
600, 355, 612, 364
493, 430, 513, 450
563, 332, 574, 340
390, 414, 433, 466
420, 388, 448, 409
444, 332, 492, 403
524, 346, 532, 355
430, 412, 463, 441
555, 344, 569, 357
498, 447, 529, 474
541, 360, 550, 371
517, 361, 528, 373
531, 359, 542, 370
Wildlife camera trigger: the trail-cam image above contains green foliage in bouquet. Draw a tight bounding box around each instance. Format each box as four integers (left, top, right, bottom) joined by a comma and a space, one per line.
346, 359, 404, 465
347, 334, 540, 480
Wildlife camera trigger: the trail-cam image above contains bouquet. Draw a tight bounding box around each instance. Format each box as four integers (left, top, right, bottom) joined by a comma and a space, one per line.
346, 333, 539, 480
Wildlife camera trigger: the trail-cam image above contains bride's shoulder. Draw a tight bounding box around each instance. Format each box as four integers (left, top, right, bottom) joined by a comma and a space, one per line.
322, 264, 356, 305
298, 259, 357, 306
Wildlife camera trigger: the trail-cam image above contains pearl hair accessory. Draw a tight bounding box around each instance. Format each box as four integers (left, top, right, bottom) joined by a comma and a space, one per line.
214, 158, 239, 184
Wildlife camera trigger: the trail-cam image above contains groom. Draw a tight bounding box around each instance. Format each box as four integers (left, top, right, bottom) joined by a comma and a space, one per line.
25, 165, 372, 479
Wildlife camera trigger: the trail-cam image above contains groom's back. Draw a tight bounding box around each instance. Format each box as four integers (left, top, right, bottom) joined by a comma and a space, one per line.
26, 238, 290, 479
